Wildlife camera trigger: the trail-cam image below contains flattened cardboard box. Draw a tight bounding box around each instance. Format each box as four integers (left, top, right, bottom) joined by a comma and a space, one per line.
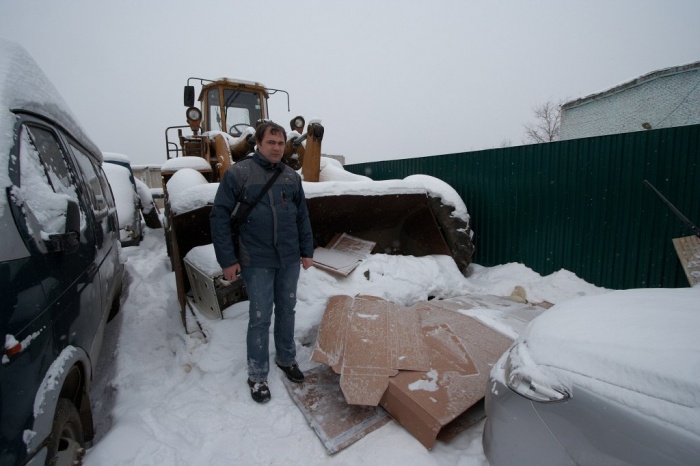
312, 233, 376, 276
311, 295, 514, 449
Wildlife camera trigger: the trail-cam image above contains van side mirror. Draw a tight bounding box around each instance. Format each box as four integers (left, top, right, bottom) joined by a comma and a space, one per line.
65, 198, 80, 234
47, 199, 80, 254
184, 86, 195, 107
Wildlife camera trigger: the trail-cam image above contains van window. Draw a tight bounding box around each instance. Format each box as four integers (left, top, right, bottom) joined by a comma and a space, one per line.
15, 125, 84, 243
95, 165, 116, 211
70, 143, 110, 219
25, 126, 76, 198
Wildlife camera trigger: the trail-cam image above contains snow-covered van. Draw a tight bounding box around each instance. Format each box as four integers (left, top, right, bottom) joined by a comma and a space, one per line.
0, 40, 124, 465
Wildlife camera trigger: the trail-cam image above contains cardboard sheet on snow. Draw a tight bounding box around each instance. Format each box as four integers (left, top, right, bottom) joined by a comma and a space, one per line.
312, 233, 376, 276
311, 295, 515, 449
311, 295, 431, 405
432, 293, 547, 336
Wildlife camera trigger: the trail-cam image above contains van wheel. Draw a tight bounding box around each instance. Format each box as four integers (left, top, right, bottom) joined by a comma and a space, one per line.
46, 398, 85, 466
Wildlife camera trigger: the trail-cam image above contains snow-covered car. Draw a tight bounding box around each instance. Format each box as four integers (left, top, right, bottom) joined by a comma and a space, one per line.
103, 152, 161, 246
103, 158, 143, 246
483, 287, 700, 466
133, 176, 162, 229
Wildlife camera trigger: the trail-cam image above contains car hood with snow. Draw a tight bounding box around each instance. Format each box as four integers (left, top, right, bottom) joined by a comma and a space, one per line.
507, 286, 700, 438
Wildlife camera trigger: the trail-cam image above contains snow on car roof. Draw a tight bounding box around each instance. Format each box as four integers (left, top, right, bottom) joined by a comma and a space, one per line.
103, 152, 132, 164
0, 39, 102, 168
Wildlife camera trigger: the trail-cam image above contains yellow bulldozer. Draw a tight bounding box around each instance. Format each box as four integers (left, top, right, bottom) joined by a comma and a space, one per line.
161, 77, 474, 330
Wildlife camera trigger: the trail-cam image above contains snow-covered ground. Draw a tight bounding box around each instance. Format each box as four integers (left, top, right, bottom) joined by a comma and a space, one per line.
4, 37, 695, 465
84, 226, 604, 465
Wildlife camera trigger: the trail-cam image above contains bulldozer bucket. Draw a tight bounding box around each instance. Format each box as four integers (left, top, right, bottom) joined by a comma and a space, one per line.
169, 192, 471, 327
307, 193, 452, 257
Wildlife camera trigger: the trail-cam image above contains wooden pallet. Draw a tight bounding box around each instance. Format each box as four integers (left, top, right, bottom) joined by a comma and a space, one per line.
280, 365, 391, 454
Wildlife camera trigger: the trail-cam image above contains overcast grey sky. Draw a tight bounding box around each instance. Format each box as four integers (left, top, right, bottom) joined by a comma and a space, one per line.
1, 0, 699, 165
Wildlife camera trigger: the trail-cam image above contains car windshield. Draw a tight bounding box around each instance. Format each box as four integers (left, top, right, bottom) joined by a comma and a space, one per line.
206, 88, 263, 135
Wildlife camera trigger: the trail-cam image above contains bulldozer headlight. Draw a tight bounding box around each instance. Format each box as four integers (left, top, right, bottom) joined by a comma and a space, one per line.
291, 116, 305, 131
186, 107, 202, 122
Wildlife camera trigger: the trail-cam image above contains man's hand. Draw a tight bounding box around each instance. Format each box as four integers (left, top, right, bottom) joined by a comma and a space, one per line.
222, 263, 241, 281
301, 257, 314, 270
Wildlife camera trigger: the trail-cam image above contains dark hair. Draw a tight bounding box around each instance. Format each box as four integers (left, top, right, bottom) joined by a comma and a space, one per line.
255, 121, 287, 144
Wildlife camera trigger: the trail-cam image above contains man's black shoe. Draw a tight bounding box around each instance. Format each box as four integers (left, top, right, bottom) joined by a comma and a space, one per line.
276, 362, 304, 383
248, 379, 271, 403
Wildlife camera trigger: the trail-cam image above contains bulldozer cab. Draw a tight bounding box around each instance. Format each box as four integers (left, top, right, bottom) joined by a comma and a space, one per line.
195, 80, 269, 136
169, 78, 278, 181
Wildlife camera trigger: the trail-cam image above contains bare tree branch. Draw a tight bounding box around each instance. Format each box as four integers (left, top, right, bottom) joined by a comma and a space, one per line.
523, 100, 562, 143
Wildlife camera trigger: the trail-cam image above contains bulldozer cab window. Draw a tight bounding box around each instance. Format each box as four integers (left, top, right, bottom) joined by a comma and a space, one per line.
226, 107, 250, 133
205, 88, 263, 136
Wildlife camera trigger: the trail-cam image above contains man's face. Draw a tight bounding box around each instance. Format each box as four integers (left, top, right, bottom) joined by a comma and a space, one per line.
257, 129, 285, 164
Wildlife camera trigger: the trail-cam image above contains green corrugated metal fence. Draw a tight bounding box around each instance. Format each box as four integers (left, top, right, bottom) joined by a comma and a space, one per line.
345, 124, 700, 289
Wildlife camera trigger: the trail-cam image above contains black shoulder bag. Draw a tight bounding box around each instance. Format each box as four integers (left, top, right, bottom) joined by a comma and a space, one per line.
230, 167, 283, 247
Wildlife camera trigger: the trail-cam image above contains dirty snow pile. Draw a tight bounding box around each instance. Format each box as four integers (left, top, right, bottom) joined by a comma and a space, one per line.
85, 226, 604, 466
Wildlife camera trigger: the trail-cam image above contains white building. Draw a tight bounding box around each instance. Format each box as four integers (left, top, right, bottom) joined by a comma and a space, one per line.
560, 60, 700, 140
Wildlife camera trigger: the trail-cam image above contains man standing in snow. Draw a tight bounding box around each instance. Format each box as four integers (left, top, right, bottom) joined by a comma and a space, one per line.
210, 121, 314, 403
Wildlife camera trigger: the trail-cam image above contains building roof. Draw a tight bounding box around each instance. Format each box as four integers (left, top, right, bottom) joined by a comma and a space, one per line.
562, 60, 700, 110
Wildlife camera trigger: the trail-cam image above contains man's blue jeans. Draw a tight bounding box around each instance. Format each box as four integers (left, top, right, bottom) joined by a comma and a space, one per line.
241, 264, 300, 383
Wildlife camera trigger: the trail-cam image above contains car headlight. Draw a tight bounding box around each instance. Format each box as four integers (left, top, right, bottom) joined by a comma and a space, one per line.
504, 348, 569, 402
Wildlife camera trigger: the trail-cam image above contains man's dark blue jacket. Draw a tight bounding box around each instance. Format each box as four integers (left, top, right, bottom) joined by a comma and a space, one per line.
210, 151, 314, 269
